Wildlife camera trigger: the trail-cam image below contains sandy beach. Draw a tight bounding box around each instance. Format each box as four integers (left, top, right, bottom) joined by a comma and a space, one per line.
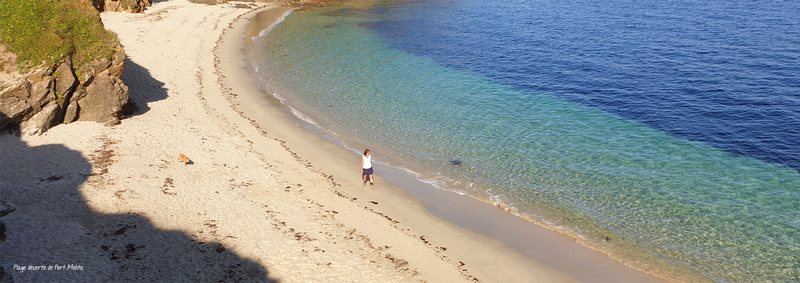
1, 1, 666, 282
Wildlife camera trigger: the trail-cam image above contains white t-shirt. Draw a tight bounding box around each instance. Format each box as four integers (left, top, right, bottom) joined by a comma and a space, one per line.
362, 155, 372, 169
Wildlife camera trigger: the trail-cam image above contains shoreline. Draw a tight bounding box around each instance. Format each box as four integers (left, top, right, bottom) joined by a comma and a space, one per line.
0, 1, 668, 282
217, 6, 575, 283
227, 5, 668, 283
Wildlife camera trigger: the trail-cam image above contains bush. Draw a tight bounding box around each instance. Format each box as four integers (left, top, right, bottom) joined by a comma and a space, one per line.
0, 0, 118, 72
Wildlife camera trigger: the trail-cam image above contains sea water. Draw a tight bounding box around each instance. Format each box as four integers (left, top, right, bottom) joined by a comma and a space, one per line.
245, 0, 800, 281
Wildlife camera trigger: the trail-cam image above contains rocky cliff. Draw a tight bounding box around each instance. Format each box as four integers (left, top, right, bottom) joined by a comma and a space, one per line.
0, 0, 134, 135
0, 43, 131, 135
84, 0, 153, 13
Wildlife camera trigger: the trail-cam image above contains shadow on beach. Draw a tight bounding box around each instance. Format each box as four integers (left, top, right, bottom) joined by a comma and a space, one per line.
121, 58, 168, 118
0, 131, 276, 282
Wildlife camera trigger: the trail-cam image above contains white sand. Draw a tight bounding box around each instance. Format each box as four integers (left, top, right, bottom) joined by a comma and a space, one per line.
0, 1, 574, 282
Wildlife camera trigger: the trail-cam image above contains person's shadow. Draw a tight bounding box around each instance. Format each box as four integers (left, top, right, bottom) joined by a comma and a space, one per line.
0, 126, 276, 282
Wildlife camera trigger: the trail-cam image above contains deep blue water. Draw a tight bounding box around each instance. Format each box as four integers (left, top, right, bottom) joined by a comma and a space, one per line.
248, 0, 800, 281
363, 0, 800, 172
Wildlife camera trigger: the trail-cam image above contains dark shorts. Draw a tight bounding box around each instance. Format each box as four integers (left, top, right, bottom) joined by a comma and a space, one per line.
363, 167, 373, 176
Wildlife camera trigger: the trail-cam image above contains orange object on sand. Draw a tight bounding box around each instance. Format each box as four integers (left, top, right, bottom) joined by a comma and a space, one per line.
178, 153, 191, 165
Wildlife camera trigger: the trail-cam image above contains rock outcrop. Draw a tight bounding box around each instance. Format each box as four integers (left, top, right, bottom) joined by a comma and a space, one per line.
83, 0, 152, 13
0, 201, 14, 282
0, 43, 131, 135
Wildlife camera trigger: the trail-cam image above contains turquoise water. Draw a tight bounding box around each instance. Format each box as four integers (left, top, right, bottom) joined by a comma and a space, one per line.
246, 2, 800, 282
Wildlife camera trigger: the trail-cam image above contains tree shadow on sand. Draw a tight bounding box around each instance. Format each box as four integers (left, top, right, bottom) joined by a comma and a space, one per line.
0, 131, 277, 282
122, 58, 168, 118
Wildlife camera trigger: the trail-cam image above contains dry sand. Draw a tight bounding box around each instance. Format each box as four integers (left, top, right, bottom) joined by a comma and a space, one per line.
0, 1, 665, 282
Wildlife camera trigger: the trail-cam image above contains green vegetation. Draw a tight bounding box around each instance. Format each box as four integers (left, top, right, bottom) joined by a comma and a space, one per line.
55, 91, 64, 104
0, 0, 118, 72
121, 0, 137, 11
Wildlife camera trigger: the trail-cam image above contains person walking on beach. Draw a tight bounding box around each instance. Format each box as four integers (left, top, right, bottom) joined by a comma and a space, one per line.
362, 149, 375, 190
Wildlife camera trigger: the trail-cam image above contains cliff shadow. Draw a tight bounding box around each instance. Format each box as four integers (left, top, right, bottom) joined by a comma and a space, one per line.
0, 132, 276, 282
121, 58, 168, 118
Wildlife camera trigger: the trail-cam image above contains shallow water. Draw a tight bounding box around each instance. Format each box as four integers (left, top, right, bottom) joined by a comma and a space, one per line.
246, 0, 800, 281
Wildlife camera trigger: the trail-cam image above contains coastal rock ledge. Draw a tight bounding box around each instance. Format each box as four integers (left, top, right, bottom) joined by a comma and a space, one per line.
84, 0, 153, 13
0, 43, 132, 135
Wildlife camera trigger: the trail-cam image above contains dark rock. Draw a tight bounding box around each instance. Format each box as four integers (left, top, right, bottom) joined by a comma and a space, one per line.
1, 80, 31, 100
87, 57, 112, 78
0, 200, 15, 218
71, 86, 88, 102
30, 77, 54, 112
1, 34, 130, 131
77, 71, 129, 124
122, 100, 135, 115
103, 116, 121, 126
0, 97, 32, 129
54, 58, 78, 102
107, 45, 126, 78
25, 66, 54, 83
20, 102, 60, 135
64, 101, 79, 124
0, 265, 12, 283
0, 82, 33, 129
91, 0, 152, 13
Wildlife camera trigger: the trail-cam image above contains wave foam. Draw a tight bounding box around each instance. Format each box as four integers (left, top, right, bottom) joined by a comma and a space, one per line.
250, 8, 296, 43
